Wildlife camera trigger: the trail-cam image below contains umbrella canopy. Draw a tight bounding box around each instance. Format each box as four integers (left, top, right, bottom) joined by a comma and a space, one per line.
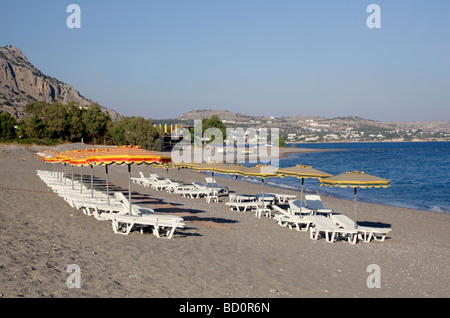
278, 165, 332, 179
319, 171, 391, 227
208, 163, 245, 176
278, 164, 333, 214
85, 146, 171, 166
236, 164, 280, 200
319, 171, 390, 188
37, 146, 170, 210
237, 164, 280, 179
85, 146, 171, 214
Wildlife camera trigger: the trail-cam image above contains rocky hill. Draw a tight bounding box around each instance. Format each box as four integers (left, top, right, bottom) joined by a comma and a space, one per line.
0, 46, 121, 121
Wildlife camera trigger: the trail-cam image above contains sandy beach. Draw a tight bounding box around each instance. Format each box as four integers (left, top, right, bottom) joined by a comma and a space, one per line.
0, 143, 449, 299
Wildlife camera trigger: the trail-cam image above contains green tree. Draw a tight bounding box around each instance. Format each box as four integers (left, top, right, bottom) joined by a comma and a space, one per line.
24, 101, 47, 118
0, 112, 17, 140
274, 136, 286, 147
16, 123, 27, 139
24, 116, 46, 139
66, 102, 84, 142
23, 101, 48, 139
108, 116, 161, 150
43, 102, 68, 140
201, 115, 227, 144
82, 103, 111, 144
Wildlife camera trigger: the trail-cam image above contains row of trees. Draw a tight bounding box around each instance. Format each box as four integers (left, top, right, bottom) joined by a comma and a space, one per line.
1, 101, 230, 151
23, 101, 110, 144
0, 101, 162, 150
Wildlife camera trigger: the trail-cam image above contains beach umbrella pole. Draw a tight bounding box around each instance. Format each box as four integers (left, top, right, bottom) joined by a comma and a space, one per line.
80, 166, 83, 194
300, 177, 304, 215
90, 165, 94, 198
354, 188, 357, 228
128, 164, 132, 215
106, 165, 110, 206
261, 178, 265, 207
71, 165, 74, 190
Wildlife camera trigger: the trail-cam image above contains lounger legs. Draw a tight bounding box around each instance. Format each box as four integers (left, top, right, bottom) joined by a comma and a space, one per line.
309, 228, 357, 244
112, 219, 134, 235
112, 219, 180, 239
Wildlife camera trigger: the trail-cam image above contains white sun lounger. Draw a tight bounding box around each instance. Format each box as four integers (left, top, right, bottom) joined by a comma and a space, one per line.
175, 187, 210, 198
330, 214, 392, 242
228, 194, 256, 202
305, 195, 333, 215
205, 177, 229, 193
307, 215, 358, 244
288, 200, 313, 215
165, 179, 195, 193
111, 214, 185, 238
111, 192, 185, 238
271, 205, 314, 231
148, 175, 170, 191
131, 171, 156, 187
225, 201, 263, 212
192, 182, 221, 195
272, 193, 297, 204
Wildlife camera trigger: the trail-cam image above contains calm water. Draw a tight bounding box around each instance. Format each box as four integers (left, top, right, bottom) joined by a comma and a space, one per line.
239, 142, 450, 213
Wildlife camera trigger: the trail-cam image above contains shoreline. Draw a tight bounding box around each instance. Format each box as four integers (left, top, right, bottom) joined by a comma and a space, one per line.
286, 139, 450, 145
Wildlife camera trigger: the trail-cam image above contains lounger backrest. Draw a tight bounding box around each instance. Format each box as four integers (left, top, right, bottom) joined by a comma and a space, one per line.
330, 214, 356, 229
193, 182, 206, 189
166, 179, 177, 185
114, 192, 130, 209
150, 174, 162, 180
289, 200, 306, 210
114, 192, 128, 203
305, 195, 324, 210
271, 205, 289, 216
309, 215, 339, 230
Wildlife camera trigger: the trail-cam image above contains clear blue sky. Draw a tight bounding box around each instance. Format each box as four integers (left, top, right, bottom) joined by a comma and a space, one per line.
1, 0, 449, 121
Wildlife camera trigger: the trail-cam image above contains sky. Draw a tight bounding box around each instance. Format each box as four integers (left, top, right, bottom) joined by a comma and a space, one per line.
0, 0, 449, 121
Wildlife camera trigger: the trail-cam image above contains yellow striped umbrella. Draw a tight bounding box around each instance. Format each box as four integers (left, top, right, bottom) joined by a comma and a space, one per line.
190, 162, 246, 189
319, 171, 391, 226
278, 164, 333, 213
236, 164, 281, 200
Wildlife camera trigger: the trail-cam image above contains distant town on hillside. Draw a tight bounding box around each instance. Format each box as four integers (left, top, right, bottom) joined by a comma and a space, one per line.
153, 109, 450, 143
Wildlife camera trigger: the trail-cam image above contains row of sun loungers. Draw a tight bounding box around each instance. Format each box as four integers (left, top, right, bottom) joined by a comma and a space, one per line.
131, 171, 392, 244
36, 170, 185, 239
271, 204, 391, 244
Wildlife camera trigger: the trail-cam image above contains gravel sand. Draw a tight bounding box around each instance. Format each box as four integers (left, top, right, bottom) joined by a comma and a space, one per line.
0, 143, 449, 298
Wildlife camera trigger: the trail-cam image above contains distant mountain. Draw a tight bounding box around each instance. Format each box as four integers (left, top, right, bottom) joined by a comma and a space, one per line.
178, 109, 255, 121
0, 45, 121, 121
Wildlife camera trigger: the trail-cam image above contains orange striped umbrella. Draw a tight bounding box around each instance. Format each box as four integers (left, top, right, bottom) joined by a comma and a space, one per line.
85, 145, 171, 166
84, 146, 171, 213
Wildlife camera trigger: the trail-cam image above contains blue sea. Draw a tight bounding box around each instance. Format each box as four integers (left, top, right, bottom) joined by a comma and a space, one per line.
239, 142, 450, 213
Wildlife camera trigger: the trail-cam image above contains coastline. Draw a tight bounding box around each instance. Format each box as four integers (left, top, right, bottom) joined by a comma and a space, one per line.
278, 146, 346, 157
0, 143, 449, 298
286, 139, 450, 145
